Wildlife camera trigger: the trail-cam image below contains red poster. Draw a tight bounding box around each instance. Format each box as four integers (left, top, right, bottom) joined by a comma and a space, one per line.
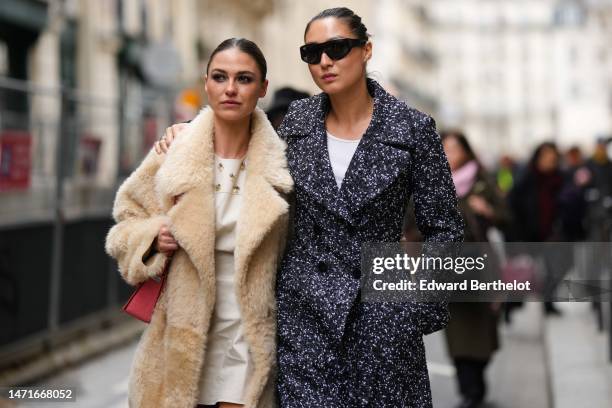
78, 135, 102, 177
0, 131, 32, 191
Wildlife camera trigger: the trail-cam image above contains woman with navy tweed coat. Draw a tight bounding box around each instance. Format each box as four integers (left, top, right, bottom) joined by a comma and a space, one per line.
275, 7, 464, 408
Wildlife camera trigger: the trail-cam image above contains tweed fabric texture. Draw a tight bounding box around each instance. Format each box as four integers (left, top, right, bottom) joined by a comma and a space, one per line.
276, 80, 464, 407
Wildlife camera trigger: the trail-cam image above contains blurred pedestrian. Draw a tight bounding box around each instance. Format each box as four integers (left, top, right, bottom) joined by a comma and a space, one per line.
441, 130, 508, 408
585, 137, 612, 198
564, 145, 584, 171
495, 155, 517, 195
508, 142, 563, 242
106, 38, 292, 408
507, 142, 569, 315
265, 86, 309, 130
559, 146, 590, 241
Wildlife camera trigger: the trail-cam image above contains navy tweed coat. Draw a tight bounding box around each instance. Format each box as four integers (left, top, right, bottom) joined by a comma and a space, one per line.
276, 80, 464, 407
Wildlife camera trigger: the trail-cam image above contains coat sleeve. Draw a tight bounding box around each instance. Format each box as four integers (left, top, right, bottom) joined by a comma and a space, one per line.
409, 114, 464, 335
411, 114, 464, 243
276, 102, 296, 141
105, 149, 171, 286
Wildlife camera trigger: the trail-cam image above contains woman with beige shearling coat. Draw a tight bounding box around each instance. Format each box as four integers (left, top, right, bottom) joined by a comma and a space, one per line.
105, 38, 292, 408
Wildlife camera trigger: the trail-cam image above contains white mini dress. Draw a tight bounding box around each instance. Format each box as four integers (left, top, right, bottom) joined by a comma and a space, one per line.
197, 155, 252, 405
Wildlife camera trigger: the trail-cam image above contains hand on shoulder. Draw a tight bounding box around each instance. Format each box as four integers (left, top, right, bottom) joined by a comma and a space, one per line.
154, 123, 189, 154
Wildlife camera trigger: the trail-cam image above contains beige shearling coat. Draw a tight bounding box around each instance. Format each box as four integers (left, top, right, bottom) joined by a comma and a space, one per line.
105, 107, 293, 408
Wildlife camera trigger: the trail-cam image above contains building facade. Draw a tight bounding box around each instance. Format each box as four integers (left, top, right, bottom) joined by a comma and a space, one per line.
377, 0, 612, 164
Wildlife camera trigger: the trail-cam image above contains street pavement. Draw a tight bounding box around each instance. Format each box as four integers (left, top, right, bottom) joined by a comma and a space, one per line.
545, 302, 612, 408
426, 302, 550, 408
15, 301, 608, 408
17, 340, 136, 408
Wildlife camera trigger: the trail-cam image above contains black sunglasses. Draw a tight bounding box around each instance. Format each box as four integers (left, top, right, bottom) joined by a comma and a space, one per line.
300, 38, 367, 64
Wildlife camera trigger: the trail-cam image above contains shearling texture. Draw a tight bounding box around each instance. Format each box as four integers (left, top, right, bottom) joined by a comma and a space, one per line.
106, 107, 293, 408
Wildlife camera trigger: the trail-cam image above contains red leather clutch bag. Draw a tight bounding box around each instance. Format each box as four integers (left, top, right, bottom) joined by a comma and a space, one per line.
123, 272, 167, 323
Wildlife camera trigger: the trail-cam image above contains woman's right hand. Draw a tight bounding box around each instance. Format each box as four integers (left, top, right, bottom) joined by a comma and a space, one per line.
154, 123, 188, 154
156, 224, 178, 257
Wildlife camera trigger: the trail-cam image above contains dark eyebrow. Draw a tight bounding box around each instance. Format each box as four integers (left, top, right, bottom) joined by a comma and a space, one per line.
209, 69, 255, 76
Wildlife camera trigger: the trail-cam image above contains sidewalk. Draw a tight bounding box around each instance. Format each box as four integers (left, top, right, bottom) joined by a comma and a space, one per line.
2, 302, 610, 407
425, 301, 550, 408
544, 302, 612, 408
425, 300, 612, 408
18, 338, 137, 408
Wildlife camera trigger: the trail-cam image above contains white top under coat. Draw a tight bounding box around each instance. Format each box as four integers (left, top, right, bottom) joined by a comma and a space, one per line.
326, 131, 361, 188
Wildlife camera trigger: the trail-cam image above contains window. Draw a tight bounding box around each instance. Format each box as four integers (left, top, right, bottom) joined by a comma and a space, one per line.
553, 2, 586, 26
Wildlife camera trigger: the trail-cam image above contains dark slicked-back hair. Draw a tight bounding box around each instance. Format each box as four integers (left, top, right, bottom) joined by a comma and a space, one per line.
305, 7, 370, 41
206, 38, 267, 81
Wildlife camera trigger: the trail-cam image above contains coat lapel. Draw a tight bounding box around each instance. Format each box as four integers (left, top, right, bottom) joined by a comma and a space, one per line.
155, 108, 216, 288
339, 81, 413, 220
234, 109, 293, 288
284, 80, 413, 225
285, 96, 353, 221
155, 107, 293, 288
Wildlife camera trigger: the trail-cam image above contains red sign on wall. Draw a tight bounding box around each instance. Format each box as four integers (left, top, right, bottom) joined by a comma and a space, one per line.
0, 131, 32, 191
78, 134, 102, 177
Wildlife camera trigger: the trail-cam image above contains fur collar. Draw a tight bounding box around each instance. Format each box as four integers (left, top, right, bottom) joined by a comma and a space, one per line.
153, 105, 293, 296
156, 106, 292, 206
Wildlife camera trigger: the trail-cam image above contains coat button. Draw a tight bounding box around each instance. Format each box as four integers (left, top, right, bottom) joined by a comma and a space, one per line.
313, 225, 322, 235
317, 261, 328, 273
